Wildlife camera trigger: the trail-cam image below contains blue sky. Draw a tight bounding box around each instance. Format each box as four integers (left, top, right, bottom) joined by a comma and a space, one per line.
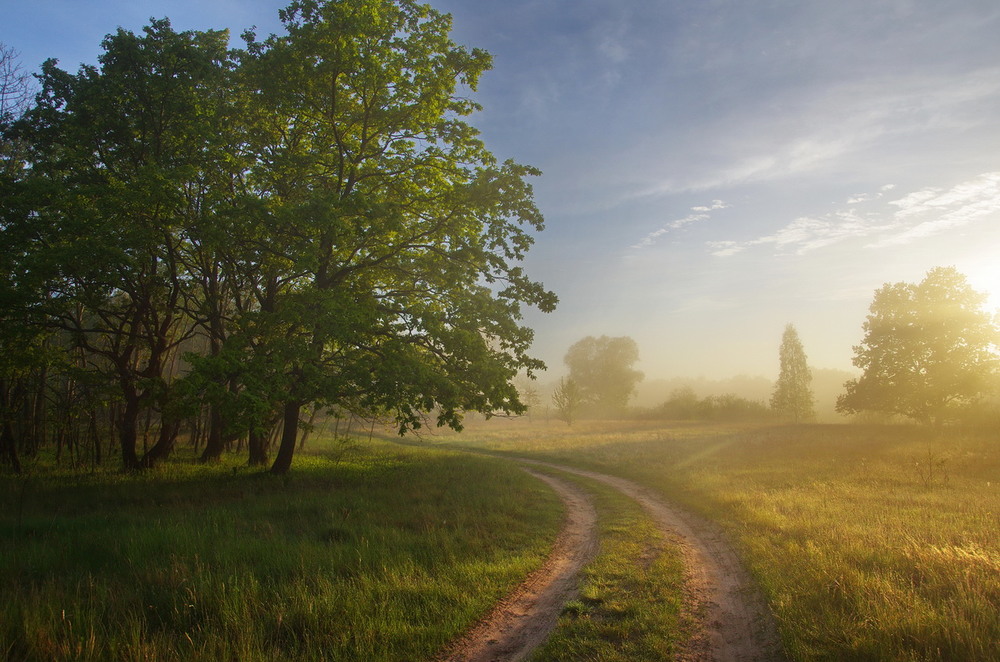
4, 0, 1000, 380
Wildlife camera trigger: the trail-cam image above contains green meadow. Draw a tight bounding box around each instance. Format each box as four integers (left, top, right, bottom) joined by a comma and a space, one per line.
1, 439, 561, 662
3, 420, 998, 661
436, 419, 1000, 661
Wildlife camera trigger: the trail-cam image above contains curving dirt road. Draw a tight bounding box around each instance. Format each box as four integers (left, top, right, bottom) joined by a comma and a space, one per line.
438, 459, 787, 662
525, 461, 788, 662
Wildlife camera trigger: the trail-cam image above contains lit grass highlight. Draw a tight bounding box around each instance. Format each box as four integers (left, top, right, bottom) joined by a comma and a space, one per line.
442, 419, 1000, 661
1, 439, 562, 662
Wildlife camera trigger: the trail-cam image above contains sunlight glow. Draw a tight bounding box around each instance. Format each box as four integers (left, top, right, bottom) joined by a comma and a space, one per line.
963, 261, 1000, 314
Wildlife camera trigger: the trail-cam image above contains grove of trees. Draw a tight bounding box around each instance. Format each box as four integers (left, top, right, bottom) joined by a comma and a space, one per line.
0, 0, 556, 474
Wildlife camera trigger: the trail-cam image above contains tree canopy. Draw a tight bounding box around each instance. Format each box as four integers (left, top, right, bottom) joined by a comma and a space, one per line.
836, 267, 998, 424
0, 1, 555, 474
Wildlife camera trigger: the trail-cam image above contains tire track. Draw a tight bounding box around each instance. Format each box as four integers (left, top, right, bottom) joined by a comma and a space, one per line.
437, 469, 599, 662
522, 460, 787, 662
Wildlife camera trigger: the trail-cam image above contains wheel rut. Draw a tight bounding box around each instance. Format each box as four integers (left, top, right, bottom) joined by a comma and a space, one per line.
437, 459, 787, 662
437, 469, 599, 662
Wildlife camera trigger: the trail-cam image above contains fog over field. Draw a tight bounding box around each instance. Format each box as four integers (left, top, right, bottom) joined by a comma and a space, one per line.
6, 0, 1000, 382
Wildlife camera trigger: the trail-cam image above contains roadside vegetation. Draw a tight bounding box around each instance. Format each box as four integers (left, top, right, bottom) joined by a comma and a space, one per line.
0, 436, 562, 661
439, 418, 1000, 661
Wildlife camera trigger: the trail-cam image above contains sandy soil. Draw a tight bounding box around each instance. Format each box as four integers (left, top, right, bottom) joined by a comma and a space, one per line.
437, 460, 787, 662
437, 469, 599, 662
528, 461, 788, 662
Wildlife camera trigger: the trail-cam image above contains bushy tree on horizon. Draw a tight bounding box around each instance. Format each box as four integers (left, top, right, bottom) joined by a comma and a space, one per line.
770, 324, 815, 423
836, 267, 999, 424
564, 335, 643, 417
551, 377, 583, 426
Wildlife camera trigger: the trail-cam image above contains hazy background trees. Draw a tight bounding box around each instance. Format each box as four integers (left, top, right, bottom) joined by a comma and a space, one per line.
770, 324, 815, 422
563, 335, 643, 417
551, 377, 583, 425
837, 267, 998, 424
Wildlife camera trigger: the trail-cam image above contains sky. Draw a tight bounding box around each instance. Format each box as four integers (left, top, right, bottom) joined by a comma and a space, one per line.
4, 0, 1000, 381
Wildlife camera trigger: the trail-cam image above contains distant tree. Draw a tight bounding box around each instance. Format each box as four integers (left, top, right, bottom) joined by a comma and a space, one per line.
660, 387, 770, 421
837, 267, 999, 424
515, 377, 542, 421
564, 335, 643, 416
770, 324, 815, 422
552, 377, 583, 426
699, 393, 771, 421
660, 386, 700, 419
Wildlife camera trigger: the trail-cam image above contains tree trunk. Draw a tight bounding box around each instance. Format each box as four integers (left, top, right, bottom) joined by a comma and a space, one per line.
89, 411, 102, 467
0, 419, 21, 473
269, 400, 301, 475
248, 427, 269, 467
141, 419, 179, 467
0, 381, 22, 473
298, 404, 320, 450
119, 391, 142, 470
200, 405, 226, 462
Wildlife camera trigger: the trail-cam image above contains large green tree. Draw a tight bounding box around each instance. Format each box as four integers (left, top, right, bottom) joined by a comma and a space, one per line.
564, 335, 643, 416
234, 0, 556, 473
2, 1, 555, 474
770, 324, 815, 422
14, 20, 233, 469
0, 43, 37, 472
837, 267, 999, 424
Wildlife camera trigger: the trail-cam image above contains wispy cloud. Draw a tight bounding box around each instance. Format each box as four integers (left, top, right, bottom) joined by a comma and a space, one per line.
846, 185, 895, 205
872, 172, 1000, 246
632, 200, 729, 249
709, 173, 1000, 257
631, 67, 1000, 197
709, 210, 895, 257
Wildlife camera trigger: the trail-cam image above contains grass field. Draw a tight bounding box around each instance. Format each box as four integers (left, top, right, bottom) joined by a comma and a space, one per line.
433, 418, 1000, 661
5, 419, 997, 661
1, 438, 562, 662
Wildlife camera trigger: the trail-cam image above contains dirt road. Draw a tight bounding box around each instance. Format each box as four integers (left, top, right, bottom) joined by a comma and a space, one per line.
438, 459, 787, 662
438, 470, 599, 662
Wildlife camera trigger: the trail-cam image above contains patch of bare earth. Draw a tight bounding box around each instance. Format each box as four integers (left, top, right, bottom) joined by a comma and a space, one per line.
436, 469, 599, 662
438, 460, 786, 662
526, 461, 788, 662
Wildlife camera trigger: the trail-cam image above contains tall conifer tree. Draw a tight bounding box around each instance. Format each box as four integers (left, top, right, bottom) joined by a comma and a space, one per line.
771, 324, 815, 422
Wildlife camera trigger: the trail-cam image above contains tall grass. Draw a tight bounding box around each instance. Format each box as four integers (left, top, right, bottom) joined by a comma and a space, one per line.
441, 419, 1000, 661
1, 439, 562, 661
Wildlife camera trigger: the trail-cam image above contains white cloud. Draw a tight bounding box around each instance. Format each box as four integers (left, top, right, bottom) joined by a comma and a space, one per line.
631, 200, 729, 249
691, 199, 729, 213
873, 172, 1000, 246
599, 36, 628, 64
710, 172, 1000, 257
707, 241, 746, 257
847, 184, 896, 204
